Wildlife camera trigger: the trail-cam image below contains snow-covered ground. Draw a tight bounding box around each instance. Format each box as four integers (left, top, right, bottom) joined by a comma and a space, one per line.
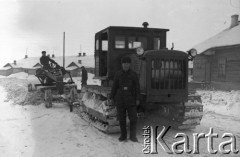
197, 90, 240, 119
0, 86, 146, 157
0, 72, 240, 157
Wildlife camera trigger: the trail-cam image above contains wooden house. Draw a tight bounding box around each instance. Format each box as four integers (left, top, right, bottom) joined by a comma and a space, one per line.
192, 15, 240, 90
0, 67, 12, 76
66, 62, 81, 77
3, 62, 23, 74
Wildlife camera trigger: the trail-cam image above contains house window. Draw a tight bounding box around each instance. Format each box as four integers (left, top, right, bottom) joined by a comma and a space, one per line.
218, 58, 226, 77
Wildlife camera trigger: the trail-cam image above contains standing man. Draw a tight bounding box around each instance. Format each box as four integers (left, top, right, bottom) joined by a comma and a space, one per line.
109, 56, 140, 142
81, 66, 88, 86
40, 51, 57, 70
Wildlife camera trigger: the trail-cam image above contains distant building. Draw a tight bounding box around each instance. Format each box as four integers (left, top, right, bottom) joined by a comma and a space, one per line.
0, 55, 94, 77
192, 15, 240, 90
0, 67, 12, 76
1, 62, 23, 76
66, 62, 81, 77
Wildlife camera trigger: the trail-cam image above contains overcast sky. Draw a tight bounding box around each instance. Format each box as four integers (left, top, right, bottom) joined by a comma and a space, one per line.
0, 0, 239, 67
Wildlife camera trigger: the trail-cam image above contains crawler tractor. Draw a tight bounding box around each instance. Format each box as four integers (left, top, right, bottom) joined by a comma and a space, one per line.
78, 23, 203, 133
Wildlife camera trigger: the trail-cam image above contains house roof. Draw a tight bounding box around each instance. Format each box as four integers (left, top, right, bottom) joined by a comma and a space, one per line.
1, 55, 94, 69
3, 63, 20, 68
66, 66, 79, 70
0, 66, 11, 70
66, 62, 82, 68
33, 63, 42, 67
193, 24, 240, 54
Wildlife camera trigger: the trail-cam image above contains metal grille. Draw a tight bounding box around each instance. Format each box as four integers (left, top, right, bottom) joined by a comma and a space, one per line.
151, 58, 186, 89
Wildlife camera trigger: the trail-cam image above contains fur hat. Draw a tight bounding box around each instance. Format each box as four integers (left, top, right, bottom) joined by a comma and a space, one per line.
121, 56, 131, 63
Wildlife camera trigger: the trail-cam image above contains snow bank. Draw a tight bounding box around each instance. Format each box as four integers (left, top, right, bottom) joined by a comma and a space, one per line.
1, 72, 39, 84
7, 72, 29, 79
197, 90, 240, 118
0, 78, 44, 105
0, 72, 101, 106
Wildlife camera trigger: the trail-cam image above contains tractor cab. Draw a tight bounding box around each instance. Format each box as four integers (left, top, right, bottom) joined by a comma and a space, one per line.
94, 23, 169, 81
94, 23, 197, 103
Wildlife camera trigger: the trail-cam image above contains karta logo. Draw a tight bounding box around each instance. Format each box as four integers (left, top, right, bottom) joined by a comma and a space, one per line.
142, 126, 239, 154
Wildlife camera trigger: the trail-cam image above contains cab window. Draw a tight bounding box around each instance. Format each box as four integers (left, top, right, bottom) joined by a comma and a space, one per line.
128, 36, 147, 50
102, 40, 108, 51
115, 36, 125, 49
96, 39, 99, 50
154, 38, 161, 50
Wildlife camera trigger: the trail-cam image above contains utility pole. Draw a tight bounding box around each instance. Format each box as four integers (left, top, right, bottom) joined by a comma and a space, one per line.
25, 48, 28, 59
63, 32, 65, 68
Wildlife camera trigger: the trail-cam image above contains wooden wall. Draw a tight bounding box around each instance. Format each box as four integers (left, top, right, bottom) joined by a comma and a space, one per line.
12, 68, 23, 74
193, 46, 240, 85
211, 46, 240, 83
0, 69, 12, 76
69, 69, 79, 77
193, 55, 209, 82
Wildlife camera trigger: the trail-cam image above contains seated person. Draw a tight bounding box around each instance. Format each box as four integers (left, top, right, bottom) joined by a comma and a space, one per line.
40, 51, 57, 71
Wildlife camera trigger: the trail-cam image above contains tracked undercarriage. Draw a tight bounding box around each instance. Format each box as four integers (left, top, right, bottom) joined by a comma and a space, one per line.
75, 85, 120, 133
155, 94, 203, 130
75, 85, 203, 133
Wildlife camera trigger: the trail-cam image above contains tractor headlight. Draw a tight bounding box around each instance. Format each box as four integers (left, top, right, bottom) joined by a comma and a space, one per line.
189, 48, 197, 57
136, 47, 144, 56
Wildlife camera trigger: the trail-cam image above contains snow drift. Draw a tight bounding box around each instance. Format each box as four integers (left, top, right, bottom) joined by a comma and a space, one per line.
197, 90, 240, 118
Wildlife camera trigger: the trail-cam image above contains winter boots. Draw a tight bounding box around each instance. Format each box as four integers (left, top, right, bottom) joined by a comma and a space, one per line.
118, 120, 138, 142
129, 121, 138, 142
